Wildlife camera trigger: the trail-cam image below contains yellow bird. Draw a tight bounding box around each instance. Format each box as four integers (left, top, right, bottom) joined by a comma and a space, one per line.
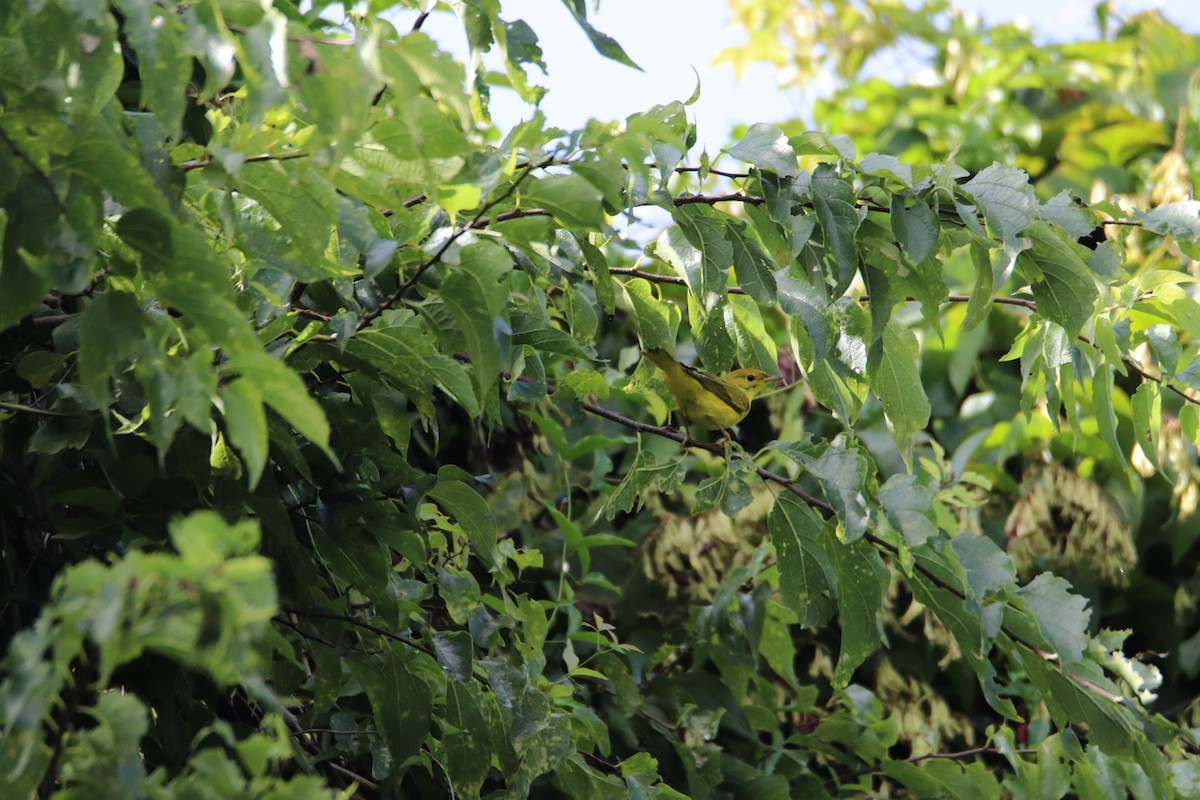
641, 347, 778, 445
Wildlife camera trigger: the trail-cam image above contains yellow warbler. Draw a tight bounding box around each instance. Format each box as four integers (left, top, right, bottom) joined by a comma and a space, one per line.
641, 348, 778, 444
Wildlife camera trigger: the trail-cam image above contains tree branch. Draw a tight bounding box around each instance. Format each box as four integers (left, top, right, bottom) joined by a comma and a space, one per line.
830, 743, 1039, 788
674, 192, 764, 206
178, 151, 310, 172
606, 267, 748, 295
580, 401, 831, 514
578, 397, 1121, 705
859, 292, 1199, 406
283, 605, 494, 689
283, 605, 432, 654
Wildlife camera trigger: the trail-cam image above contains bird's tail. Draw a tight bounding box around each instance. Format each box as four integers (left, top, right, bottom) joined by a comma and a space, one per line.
640, 347, 673, 371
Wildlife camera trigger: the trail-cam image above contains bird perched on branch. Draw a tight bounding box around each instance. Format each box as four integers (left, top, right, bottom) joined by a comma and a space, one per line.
641, 347, 779, 446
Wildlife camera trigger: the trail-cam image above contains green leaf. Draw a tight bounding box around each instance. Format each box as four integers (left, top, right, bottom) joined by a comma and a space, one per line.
1145, 324, 1182, 375
725, 218, 778, 304
811, 163, 862, 295
0, 230, 51, 330
440, 241, 511, 421
236, 162, 338, 264
570, 153, 628, 211
770, 494, 836, 628
521, 174, 605, 230
444, 682, 492, 796
1131, 381, 1162, 473
1016, 573, 1090, 665
1040, 191, 1096, 239
1181, 403, 1200, 447
1092, 364, 1126, 468
433, 630, 475, 684
790, 131, 856, 159
672, 204, 734, 310
558, 0, 642, 69
962, 162, 1038, 239
28, 413, 95, 455
802, 305, 870, 424
494, 17, 547, 104
112, 0, 189, 136
348, 309, 481, 419
890, 196, 938, 264
691, 298, 736, 373
859, 153, 913, 186
623, 279, 680, 351
117, 209, 261, 352
564, 281, 599, 346
963, 242, 995, 332
78, 292, 144, 405
511, 304, 589, 357
428, 472, 502, 572
693, 456, 755, 517
346, 648, 433, 769
868, 321, 931, 457
373, 98, 471, 162
776, 274, 833, 360
950, 532, 1017, 600
578, 236, 617, 314
912, 544, 1019, 720
878, 474, 936, 546
231, 352, 336, 467
1139, 199, 1200, 240
828, 537, 888, 687
220, 379, 268, 489
1014, 650, 1167, 790
67, 131, 164, 213
1020, 222, 1098, 336
725, 123, 798, 177
602, 448, 684, 520
15, 351, 66, 389
777, 435, 871, 542
169, 510, 262, 564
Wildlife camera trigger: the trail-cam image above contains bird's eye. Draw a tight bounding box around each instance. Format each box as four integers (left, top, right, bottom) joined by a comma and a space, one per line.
747, 375, 756, 382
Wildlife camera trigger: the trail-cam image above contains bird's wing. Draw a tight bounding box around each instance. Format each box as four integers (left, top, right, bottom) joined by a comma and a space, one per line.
680, 363, 748, 416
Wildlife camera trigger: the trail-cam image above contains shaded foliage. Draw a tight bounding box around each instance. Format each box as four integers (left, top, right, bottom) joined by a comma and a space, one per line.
3, 1, 1200, 798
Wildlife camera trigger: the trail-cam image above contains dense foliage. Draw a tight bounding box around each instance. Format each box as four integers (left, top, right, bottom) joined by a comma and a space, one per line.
2, 0, 1200, 797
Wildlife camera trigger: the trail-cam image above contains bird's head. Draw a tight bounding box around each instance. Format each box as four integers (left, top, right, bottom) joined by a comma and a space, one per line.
725, 368, 779, 399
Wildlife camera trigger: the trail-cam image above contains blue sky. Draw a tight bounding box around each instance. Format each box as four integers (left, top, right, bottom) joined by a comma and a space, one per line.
405, 1, 1200, 150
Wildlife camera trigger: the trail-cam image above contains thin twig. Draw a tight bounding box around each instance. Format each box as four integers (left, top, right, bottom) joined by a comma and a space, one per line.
674, 192, 765, 206
476, 208, 552, 227
178, 151, 309, 172
665, 164, 752, 179
293, 305, 333, 322
0, 400, 76, 418
283, 605, 431, 653
0, 124, 67, 213
357, 158, 555, 331
606, 267, 749, 294
226, 23, 359, 47
580, 401, 829, 512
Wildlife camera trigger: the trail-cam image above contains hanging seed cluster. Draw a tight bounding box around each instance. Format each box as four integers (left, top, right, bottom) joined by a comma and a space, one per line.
1005, 464, 1136, 586
641, 487, 774, 602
